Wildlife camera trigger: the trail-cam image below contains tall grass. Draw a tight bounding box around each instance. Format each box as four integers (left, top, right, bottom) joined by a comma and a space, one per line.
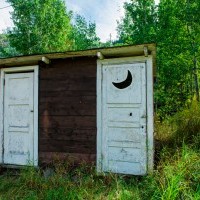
0, 103, 200, 200
173, 101, 200, 147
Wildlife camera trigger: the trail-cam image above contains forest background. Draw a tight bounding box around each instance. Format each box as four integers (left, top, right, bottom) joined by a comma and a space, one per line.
1, 0, 200, 119
0, 1, 200, 199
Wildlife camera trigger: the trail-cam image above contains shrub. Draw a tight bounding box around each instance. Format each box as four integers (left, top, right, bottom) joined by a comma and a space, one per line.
172, 101, 200, 146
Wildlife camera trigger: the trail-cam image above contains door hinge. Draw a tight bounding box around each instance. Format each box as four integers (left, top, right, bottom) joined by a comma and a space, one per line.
3, 79, 5, 85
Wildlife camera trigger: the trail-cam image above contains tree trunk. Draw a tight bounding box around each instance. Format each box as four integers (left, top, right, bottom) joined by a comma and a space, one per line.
193, 54, 199, 101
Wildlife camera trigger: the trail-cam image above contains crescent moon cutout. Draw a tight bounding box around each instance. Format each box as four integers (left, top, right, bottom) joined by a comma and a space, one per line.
112, 70, 132, 89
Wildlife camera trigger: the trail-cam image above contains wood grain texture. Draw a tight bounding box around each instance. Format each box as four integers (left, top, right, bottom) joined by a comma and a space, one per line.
0, 66, 39, 166
39, 152, 96, 164
39, 128, 96, 140
39, 57, 97, 164
39, 101, 96, 116
97, 58, 150, 175
4, 73, 34, 165
0, 44, 156, 76
39, 139, 95, 153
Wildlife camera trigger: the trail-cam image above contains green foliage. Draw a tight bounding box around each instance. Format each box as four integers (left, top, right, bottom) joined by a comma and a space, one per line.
1, 0, 200, 120
117, 0, 200, 119
6, 0, 73, 55
155, 101, 200, 147
0, 144, 199, 199
155, 0, 200, 118
155, 145, 199, 200
0, 1, 102, 57
0, 33, 18, 57
71, 15, 101, 50
172, 101, 200, 146
1, 106, 200, 200
117, 0, 157, 44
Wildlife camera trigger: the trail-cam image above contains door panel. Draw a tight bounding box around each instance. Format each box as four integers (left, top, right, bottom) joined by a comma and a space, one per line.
4, 73, 34, 165
108, 128, 142, 145
108, 107, 140, 123
102, 63, 147, 175
106, 65, 142, 104
108, 147, 142, 162
108, 161, 142, 175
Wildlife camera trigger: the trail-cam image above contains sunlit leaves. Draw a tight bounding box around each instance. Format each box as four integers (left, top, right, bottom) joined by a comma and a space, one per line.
117, 0, 200, 118
6, 0, 73, 54
71, 15, 100, 50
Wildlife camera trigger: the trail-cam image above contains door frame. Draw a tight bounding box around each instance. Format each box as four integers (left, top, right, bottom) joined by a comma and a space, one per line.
97, 56, 154, 174
0, 66, 39, 166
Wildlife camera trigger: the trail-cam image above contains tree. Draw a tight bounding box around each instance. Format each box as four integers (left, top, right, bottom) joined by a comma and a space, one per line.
117, 0, 200, 118
183, 0, 200, 101
71, 15, 100, 50
6, 0, 73, 55
156, 0, 200, 117
0, 33, 18, 57
117, 0, 157, 45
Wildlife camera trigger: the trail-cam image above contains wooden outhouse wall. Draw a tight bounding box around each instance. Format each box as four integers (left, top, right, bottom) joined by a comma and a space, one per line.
39, 57, 97, 164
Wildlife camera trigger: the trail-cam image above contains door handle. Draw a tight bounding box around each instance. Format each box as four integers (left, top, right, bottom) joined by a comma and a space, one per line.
141, 115, 146, 118
30, 110, 34, 112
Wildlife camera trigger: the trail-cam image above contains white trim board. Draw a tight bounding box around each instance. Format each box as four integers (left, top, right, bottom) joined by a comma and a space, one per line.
96, 56, 154, 174
0, 65, 39, 166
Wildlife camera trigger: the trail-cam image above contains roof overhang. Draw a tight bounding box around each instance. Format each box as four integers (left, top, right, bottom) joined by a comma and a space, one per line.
0, 43, 156, 74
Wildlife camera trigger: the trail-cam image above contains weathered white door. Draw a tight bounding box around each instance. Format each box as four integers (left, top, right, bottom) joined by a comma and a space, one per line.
3, 73, 34, 165
101, 63, 147, 175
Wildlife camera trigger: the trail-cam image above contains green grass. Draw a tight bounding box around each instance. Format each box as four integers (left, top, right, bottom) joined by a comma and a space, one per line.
0, 104, 200, 200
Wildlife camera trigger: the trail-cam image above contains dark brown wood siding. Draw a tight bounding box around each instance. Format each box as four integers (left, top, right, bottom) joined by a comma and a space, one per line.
39, 57, 97, 164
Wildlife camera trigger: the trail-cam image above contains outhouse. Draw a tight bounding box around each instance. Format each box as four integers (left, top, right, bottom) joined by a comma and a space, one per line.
0, 44, 156, 175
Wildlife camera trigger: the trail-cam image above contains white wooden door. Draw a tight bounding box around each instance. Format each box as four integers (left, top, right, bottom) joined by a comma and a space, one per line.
102, 63, 147, 175
3, 73, 34, 165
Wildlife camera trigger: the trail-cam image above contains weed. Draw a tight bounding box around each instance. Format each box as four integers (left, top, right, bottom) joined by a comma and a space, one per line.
0, 104, 200, 200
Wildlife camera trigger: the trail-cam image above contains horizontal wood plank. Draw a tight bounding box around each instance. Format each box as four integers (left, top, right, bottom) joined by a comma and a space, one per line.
39, 57, 97, 164
39, 152, 96, 164
40, 67, 96, 79
39, 128, 96, 141
39, 116, 96, 128
39, 90, 96, 98
39, 139, 96, 153
40, 103, 96, 116
39, 95, 96, 103
40, 77, 96, 92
